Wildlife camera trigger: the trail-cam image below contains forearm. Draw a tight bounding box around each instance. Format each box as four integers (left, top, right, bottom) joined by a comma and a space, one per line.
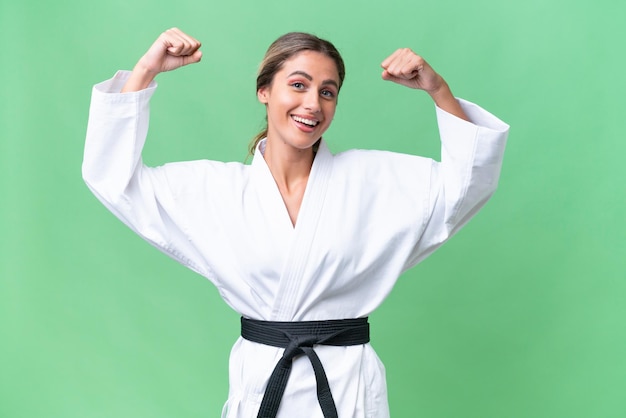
428, 81, 470, 122
121, 65, 158, 93
83, 72, 156, 198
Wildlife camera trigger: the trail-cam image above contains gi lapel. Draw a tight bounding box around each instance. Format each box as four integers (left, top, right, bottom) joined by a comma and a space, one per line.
251, 140, 298, 237
269, 140, 334, 320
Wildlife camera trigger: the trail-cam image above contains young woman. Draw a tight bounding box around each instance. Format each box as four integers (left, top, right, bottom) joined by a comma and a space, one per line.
83, 28, 509, 418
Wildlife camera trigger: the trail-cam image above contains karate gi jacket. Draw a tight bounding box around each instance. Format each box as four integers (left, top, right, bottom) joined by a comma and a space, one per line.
83, 71, 509, 417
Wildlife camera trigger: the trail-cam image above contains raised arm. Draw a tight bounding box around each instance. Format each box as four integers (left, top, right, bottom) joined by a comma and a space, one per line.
381, 48, 469, 121
379, 49, 509, 270
122, 28, 202, 92
82, 29, 209, 277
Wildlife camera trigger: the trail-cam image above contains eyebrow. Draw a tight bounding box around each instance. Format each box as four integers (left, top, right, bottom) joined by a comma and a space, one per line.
287, 71, 339, 89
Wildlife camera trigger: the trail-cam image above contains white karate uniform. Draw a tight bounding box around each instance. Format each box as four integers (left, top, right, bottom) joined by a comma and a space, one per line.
83, 71, 509, 417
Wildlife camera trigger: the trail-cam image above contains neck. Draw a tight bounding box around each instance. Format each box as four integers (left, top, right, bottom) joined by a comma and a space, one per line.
263, 138, 316, 192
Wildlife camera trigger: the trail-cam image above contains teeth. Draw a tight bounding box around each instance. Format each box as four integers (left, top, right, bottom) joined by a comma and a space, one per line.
292, 116, 318, 127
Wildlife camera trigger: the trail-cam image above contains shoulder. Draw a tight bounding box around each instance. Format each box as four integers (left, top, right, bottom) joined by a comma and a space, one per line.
159, 159, 248, 175
328, 148, 436, 207
333, 148, 434, 179
151, 159, 250, 194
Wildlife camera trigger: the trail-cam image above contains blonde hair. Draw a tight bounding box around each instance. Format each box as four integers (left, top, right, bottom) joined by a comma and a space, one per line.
249, 32, 346, 155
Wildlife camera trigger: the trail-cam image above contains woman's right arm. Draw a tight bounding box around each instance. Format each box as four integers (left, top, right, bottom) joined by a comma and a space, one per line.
122, 28, 202, 92
82, 29, 209, 276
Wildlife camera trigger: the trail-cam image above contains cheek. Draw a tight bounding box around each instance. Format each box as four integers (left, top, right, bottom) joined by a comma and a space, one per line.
281, 97, 298, 111
324, 103, 337, 123
269, 95, 299, 117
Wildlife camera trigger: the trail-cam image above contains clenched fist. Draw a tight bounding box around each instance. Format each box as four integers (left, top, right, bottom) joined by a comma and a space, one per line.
381, 48, 468, 121
138, 28, 202, 74
122, 28, 202, 92
381, 48, 443, 93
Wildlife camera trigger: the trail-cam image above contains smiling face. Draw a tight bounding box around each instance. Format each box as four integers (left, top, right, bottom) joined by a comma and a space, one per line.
257, 50, 340, 152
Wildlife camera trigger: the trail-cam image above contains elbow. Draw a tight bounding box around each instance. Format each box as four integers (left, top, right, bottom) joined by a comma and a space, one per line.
81, 161, 93, 188
81, 158, 105, 195
81, 159, 96, 192
444, 178, 500, 234
81, 159, 126, 207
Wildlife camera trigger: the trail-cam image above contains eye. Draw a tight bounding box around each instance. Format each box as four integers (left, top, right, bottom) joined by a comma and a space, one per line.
291, 82, 305, 89
320, 89, 336, 99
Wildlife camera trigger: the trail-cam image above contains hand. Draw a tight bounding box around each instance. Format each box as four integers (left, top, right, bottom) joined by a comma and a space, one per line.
136, 28, 202, 74
122, 28, 202, 92
381, 48, 444, 94
381, 48, 469, 121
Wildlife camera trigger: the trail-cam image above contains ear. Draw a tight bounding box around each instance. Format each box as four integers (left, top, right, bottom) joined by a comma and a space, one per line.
257, 87, 269, 104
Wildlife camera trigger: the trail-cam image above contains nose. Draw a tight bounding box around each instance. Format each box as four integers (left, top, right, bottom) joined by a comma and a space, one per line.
303, 90, 321, 113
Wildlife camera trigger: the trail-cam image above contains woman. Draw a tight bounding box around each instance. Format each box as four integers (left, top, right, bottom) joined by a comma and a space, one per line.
83, 28, 509, 418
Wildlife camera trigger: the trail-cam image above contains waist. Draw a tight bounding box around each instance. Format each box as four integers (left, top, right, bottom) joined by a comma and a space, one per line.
241, 317, 370, 348
240, 316, 370, 418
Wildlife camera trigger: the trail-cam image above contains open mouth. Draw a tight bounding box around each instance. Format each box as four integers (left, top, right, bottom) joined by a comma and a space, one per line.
291, 115, 320, 128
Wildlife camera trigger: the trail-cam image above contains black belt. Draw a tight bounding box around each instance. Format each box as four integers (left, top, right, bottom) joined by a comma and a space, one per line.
241, 317, 370, 418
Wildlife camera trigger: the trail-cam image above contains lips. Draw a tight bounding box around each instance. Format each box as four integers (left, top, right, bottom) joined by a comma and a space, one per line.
291, 115, 320, 127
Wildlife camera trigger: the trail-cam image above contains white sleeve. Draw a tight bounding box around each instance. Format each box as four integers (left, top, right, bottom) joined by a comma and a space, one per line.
82, 71, 211, 278
404, 98, 510, 270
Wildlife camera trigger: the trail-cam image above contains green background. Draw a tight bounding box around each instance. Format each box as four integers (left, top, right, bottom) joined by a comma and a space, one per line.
1, 0, 625, 417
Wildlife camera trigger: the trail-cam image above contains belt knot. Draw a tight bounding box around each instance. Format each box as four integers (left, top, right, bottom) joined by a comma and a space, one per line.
241, 317, 370, 418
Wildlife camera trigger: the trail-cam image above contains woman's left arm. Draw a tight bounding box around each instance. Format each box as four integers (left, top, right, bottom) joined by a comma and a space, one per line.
381, 48, 469, 121
381, 49, 510, 270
